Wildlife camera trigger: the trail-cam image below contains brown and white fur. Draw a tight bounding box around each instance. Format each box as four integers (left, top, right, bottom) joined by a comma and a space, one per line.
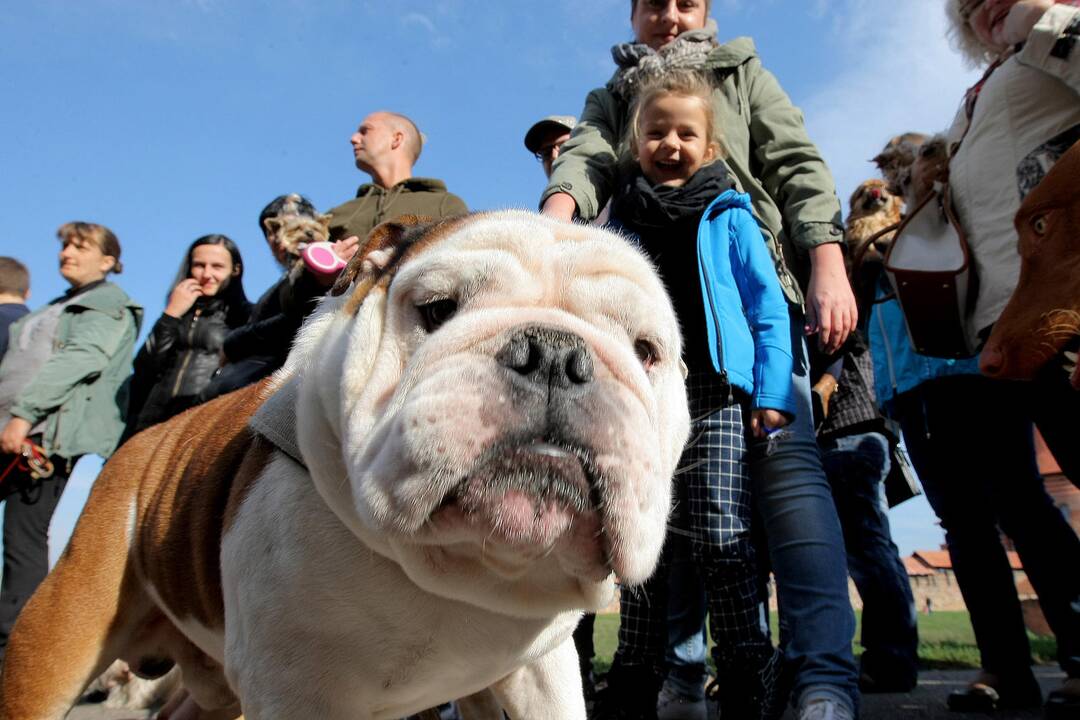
901, 135, 950, 209
0, 211, 691, 720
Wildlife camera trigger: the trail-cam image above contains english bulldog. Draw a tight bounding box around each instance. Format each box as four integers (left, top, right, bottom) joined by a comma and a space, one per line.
0, 211, 691, 720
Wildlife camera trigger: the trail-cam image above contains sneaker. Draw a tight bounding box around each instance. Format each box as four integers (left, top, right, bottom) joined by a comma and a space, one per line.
656, 682, 707, 720
796, 698, 855, 720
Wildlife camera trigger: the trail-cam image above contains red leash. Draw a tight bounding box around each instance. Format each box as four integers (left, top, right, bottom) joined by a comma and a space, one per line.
0, 442, 54, 490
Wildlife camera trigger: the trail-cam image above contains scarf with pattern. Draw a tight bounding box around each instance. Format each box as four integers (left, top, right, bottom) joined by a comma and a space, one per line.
608, 19, 721, 99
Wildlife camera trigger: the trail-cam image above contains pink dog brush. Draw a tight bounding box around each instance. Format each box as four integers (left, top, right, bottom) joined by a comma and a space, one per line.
301, 242, 347, 277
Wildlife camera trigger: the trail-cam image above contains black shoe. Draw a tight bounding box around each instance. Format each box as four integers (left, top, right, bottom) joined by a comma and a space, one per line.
946, 671, 1042, 713
591, 665, 663, 720
708, 647, 789, 720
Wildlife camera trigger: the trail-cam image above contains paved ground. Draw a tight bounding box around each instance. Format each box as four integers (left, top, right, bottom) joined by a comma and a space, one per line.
65, 667, 1067, 719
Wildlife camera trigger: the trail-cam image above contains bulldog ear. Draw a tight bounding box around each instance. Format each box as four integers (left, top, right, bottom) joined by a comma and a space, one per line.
329, 215, 435, 298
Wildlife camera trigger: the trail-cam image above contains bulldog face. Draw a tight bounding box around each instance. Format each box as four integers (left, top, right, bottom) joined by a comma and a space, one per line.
289, 211, 690, 616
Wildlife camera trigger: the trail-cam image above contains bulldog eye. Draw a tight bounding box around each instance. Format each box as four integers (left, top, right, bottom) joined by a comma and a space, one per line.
417, 298, 458, 332
634, 338, 659, 371
1031, 215, 1048, 236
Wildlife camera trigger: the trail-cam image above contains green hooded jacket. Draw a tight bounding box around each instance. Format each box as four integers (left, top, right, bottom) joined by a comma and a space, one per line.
542, 37, 845, 305
9, 281, 142, 459
327, 177, 468, 242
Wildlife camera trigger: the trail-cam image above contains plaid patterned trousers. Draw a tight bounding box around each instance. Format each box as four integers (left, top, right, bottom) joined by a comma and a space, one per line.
615, 374, 772, 674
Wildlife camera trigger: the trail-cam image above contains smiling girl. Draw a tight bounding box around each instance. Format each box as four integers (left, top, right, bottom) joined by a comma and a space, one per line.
604, 72, 796, 720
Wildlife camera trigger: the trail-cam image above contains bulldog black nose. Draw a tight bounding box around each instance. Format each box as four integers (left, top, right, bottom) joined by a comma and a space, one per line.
497, 326, 594, 391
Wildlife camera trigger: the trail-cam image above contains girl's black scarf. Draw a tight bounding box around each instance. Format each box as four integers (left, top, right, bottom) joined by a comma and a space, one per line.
612, 160, 736, 232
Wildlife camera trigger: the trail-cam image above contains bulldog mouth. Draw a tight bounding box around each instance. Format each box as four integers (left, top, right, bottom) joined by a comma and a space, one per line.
431, 439, 606, 554
441, 441, 598, 515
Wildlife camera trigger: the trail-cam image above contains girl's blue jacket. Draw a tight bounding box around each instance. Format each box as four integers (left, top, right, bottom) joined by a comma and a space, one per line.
697, 190, 797, 417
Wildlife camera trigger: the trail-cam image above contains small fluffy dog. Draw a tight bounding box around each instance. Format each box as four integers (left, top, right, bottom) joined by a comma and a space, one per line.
845, 179, 904, 264
873, 132, 929, 195
264, 212, 332, 259
902, 135, 950, 209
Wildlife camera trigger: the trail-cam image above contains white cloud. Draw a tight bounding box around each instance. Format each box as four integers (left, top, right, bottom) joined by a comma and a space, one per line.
802, 0, 980, 212
402, 12, 451, 49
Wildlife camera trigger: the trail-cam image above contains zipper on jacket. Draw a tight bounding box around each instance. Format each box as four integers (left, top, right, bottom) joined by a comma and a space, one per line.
170, 308, 202, 398
696, 214, 732, 405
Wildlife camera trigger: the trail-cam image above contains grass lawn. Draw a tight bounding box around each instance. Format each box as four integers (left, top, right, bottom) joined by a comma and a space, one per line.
590, 610, 1058, 674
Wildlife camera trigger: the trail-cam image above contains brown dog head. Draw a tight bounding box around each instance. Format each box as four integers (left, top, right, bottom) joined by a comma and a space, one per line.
873, 132, 929, 195
981, 141, 1080, 383
846, 179, 903, 260
263, 212, 332, 266
902, 135, 950, 208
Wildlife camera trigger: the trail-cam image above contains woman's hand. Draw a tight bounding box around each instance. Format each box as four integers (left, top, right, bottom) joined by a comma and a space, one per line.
805, 243, 857, 354
540, 193, 577, 222
750, 409, 789, 439
1002, 0, 1055, 46
164, 279, 203, 318
0, 417, 32, 454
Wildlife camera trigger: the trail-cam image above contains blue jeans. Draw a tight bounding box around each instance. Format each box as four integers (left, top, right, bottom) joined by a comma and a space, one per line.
749, 310, 858, 712
821, 431, 918, 684
895, 374, 1080, 679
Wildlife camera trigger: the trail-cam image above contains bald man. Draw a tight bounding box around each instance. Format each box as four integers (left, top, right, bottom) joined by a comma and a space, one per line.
327, 111, 468, 243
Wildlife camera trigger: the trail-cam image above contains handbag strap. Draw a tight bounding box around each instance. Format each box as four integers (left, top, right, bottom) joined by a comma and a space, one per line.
849, 221, 902, 278
954, 53, 1010, 154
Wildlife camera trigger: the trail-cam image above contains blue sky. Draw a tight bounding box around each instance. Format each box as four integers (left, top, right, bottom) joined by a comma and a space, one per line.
0, 1, 980, 564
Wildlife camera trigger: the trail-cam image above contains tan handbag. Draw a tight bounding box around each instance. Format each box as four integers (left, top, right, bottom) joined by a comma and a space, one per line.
882, 186, 978, 358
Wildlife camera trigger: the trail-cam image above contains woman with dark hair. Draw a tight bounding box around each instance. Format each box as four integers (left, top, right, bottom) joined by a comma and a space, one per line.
123, 234, 251, 439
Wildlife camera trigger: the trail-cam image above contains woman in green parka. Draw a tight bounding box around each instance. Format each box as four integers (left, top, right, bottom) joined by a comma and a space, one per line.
540, 2, 861, 719
0, 221, 141, 661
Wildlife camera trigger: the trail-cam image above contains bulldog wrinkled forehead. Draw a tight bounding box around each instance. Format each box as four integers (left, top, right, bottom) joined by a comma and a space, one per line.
337, 210, 677, 326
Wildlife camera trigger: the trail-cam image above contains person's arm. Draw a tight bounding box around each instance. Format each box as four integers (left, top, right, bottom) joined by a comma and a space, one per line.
133, 313, 183, 378
744, 59, 856, 352
9, 307, 133, 427
223, 312, 296, 363
540, 88, 624, 222
1013, 1, 1080, 90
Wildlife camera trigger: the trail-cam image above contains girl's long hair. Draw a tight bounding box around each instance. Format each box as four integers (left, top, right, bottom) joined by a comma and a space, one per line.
170, 234, 251, 327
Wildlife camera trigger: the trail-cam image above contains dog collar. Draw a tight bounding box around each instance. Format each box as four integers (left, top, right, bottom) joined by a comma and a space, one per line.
249, 378, 306, 469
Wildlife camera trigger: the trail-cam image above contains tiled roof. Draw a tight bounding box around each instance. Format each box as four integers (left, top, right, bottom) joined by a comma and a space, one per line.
912, 550, 952, 570
910, 549, 1023, 571
903, 556, 936, 576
